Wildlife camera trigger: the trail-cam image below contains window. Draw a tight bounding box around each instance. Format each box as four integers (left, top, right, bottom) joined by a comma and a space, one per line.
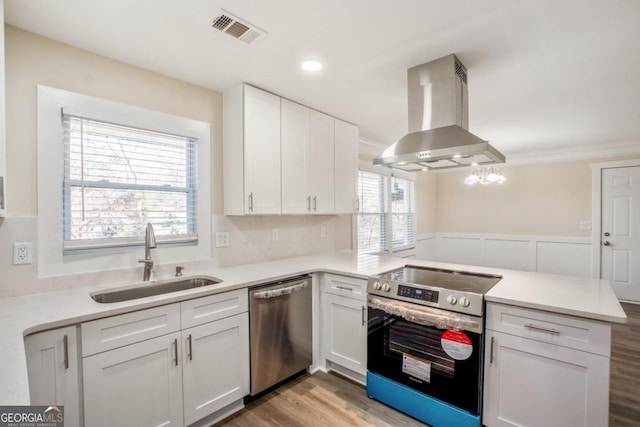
63, 115, 197, 251
356, 166, 415, 254
37, 86, 211, 277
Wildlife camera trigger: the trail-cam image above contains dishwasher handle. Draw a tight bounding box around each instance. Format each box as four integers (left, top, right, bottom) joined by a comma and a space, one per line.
252, 280, 310, 299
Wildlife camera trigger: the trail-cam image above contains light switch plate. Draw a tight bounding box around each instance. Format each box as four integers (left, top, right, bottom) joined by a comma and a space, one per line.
215, 232, 230, 248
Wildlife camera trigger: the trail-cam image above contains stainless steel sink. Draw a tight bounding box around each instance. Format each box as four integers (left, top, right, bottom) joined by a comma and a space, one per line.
91, 276, 222, 303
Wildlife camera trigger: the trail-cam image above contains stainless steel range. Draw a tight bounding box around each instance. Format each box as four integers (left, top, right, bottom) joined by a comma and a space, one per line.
366, 265, 501, 427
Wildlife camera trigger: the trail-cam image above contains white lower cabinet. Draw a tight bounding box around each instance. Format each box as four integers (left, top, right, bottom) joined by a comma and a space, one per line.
82, 290, 249, 427
182, 313, 249, 425
24, 326, 82, 427
321, 274, 367, 379
483, 303, 611, 427
83, 332, 184, 426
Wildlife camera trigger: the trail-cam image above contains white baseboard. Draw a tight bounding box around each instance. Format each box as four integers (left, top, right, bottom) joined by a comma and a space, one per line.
416, 233, 592, 278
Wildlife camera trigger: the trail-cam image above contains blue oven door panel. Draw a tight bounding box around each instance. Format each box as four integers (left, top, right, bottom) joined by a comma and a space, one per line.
367, 371, 481, 427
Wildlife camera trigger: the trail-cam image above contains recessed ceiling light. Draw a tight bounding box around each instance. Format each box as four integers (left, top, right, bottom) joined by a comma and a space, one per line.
301, 60, 323, 72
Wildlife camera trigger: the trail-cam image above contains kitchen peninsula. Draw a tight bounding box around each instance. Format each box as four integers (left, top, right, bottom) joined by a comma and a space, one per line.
0, 251, 626, 426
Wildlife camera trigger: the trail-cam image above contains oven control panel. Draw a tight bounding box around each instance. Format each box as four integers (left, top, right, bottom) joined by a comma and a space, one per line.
367, 278, 485, 316
397, 284, 439, 303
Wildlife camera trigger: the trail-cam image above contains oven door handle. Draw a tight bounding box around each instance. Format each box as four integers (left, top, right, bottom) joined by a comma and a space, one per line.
252, 280, 310, 299
368, 297, 483, 334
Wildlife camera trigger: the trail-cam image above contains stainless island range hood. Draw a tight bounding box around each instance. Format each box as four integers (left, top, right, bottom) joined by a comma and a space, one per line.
374, 54, 505, 171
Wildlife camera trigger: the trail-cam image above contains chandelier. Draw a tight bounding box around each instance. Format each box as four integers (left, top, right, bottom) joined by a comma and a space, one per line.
464, 166, 506, 185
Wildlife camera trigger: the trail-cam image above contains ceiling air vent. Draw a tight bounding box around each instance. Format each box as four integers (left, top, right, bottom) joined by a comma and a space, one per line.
211, 9, 267, 44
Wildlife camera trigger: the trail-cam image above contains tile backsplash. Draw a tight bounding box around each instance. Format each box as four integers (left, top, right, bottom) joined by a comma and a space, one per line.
0, 215, 351, 298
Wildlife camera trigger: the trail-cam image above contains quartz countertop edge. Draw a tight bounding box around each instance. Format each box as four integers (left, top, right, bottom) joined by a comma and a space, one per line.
0, 251, 626, 404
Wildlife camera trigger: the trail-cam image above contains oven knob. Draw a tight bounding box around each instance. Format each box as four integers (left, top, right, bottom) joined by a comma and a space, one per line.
382, 283, 391, 292
459, 296, 470, 307
373, 281, 382, 290
447, 295, 457, 305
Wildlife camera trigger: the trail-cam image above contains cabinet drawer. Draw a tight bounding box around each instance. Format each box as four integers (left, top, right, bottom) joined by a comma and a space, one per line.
486, 303, 611, 356
322, 274, 367, 300
82, 304, 180, 357
181, 289, 248, 329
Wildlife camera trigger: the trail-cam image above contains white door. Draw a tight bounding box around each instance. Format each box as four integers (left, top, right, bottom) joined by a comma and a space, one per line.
182, 313, 249, 426
601, 166, 640, 301
334, 119, 358, 214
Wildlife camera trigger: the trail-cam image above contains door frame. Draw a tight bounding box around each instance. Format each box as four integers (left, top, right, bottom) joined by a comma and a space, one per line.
590, 159, 640, 279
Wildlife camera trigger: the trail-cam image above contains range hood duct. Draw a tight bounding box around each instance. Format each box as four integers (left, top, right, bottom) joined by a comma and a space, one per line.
374, 54, 505, 171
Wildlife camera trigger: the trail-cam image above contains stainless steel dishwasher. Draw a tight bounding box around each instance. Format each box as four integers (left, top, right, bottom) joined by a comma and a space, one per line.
248, 275, 312, 396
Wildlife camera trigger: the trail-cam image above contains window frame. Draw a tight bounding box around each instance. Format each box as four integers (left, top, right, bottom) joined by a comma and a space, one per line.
355, 161, 416, 255
37, 85, 211, 278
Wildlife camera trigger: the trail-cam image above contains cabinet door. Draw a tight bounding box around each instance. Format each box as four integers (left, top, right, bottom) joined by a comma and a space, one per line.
308, 110, 335, 214
483, 330, 610, 427
0, 1, 6, 217
182, 313, 249, 425
334, 119, 358, 214
243, 85, 281, 214
321, 293, 367, 375
25, 326, 81, 427
281, 99, 311, 214
83, 332, 184, 427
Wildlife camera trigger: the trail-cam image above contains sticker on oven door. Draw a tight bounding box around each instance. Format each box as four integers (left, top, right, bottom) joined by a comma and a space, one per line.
441, 330, 473, 360
402, 353, 431, 383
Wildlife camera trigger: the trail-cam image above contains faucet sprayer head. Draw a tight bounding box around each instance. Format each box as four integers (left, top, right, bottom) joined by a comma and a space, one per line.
146, 223, 157, 249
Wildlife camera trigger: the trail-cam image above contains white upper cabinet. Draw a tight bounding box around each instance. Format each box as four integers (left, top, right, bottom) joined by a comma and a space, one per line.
308, 110, 335, 214
281, 99, 311, 214
224, 83, 357, 216
224, 84, 281, 215
334, 119, 359, 213
282, 100, 335, 214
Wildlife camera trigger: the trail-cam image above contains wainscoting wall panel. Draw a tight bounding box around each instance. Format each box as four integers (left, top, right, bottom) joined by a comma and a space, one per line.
416, 233, 592, 278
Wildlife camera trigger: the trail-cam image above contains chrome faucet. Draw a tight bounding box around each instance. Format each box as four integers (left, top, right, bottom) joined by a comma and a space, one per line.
138, 223, 157, 281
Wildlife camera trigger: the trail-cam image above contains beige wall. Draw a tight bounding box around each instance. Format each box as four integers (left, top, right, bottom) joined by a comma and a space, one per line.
417, 155, 640, 237
5, 25, 223, 216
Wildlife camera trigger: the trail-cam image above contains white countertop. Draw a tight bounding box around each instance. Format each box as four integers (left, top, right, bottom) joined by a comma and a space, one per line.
0, 251, 627, 404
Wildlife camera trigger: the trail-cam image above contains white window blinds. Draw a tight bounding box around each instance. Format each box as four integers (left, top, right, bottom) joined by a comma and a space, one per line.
391, 175, 415, 250
62, 115, 198, 251
356, 168, 415, 254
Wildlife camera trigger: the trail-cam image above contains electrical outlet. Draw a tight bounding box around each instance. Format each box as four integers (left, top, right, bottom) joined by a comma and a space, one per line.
272, 228, 279, 241
215, 232, 230, 248
580, 221, 592, 230
13, 242, 33, 265
320, 226, 327, 238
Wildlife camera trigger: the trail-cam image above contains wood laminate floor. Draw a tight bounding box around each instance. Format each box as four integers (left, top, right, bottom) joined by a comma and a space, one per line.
214, 372, 427, 427
610, 302, 640, 426
215, 302, 640, 427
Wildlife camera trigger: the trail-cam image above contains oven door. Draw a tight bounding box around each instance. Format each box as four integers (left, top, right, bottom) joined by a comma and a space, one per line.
367, 296, 484, 415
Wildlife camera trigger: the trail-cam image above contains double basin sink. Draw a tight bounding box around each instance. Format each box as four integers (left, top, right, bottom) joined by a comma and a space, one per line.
91, 276, 222, 303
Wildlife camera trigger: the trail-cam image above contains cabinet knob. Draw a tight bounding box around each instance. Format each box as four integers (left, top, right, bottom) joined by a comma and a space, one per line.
603, 241, 611, 246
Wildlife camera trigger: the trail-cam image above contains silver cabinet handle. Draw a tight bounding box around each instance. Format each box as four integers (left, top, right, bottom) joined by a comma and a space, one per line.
524, 324, 560, 335
489, 336, 495, 365
313, 196, 317, 211
248, 192, 254, 212
307, 195, 311, 211
336, 285, 353, 291
361, 306, 366, 326
187, 334, 193, 361
173, 338, 179, 366
63, 334, 69, 370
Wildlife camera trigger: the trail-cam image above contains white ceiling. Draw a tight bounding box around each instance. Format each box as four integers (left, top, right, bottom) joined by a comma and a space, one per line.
5, 0, 640, 161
